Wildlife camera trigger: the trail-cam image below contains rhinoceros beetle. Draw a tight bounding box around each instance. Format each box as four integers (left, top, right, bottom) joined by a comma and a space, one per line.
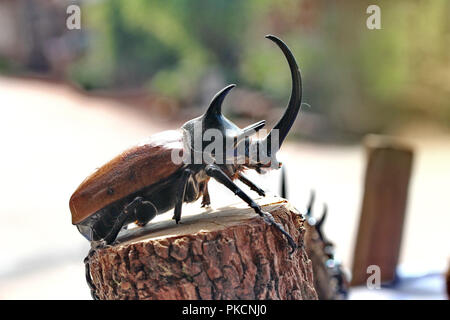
70, 35, 302, 299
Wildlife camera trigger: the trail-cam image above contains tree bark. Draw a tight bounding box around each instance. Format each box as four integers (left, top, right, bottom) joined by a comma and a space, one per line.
86, 196, 318, 300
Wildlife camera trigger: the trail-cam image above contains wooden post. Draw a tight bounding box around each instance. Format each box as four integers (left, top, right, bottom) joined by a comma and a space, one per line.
86, 197, 318, 300
351, 135, 414, 286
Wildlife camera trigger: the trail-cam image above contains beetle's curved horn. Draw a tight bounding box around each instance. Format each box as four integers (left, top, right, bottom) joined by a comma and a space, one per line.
204, 84, 236, 119
262, 35, 302, 153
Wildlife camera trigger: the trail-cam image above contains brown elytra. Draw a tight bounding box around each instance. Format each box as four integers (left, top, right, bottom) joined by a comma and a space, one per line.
69, 130, 184, 224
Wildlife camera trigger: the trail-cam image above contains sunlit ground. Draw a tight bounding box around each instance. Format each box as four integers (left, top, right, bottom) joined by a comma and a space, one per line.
0, 77, 448, 299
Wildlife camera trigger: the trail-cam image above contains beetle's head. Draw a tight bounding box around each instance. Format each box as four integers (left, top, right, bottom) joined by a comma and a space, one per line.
181, 85, 262, 165
180, 35, 302, 169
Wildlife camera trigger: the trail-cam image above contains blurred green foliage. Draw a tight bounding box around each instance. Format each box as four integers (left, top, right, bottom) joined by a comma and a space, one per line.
65, 0, 450, 139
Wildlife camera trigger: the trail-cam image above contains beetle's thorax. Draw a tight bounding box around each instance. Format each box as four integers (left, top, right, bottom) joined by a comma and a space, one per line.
181, 112, 242, 163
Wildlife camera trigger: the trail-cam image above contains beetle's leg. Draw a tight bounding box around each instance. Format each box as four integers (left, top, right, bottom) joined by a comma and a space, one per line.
135, 200, 157, 227
84, 195, 149, 300
102, 196, 145, 245
84, 249, 99, 300
205, 164, 297, 253
172, 169, 193, 223
237, 172, 266, 197
84, 242, 106, 300
201, 182, 211, 207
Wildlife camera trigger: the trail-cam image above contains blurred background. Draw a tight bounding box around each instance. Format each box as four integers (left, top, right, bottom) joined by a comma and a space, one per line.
0, 0, 448, 299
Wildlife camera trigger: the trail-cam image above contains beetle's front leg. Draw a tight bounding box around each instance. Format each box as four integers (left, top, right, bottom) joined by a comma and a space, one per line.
172, 169, 193, 223
205, 164, 297, 253
237, 172, 266, 197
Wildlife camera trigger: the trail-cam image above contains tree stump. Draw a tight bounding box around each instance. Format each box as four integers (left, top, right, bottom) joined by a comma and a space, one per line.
86, 196, 318, 300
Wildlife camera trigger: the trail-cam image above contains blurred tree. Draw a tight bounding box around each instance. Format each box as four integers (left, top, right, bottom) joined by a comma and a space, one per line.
5, 0, 448, 141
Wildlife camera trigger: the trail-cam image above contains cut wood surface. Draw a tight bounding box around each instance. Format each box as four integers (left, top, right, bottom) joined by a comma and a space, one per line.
87, 196, 318, 300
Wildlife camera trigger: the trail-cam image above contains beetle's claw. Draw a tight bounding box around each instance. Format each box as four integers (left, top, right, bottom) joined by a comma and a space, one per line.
288, 243, 298, 256
173, 216, 181, 224
91, 239, 110, 250
261, 211, 297, 254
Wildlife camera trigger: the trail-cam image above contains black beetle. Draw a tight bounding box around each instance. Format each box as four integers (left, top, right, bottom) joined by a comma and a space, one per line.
70, 35, 302, 299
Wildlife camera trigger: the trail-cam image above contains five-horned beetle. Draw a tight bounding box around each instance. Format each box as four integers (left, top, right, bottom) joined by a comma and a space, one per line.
70, 35, 302, 299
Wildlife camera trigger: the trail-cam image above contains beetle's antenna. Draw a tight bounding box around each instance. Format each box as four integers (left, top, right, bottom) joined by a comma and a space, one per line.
204, 84, 236, 118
